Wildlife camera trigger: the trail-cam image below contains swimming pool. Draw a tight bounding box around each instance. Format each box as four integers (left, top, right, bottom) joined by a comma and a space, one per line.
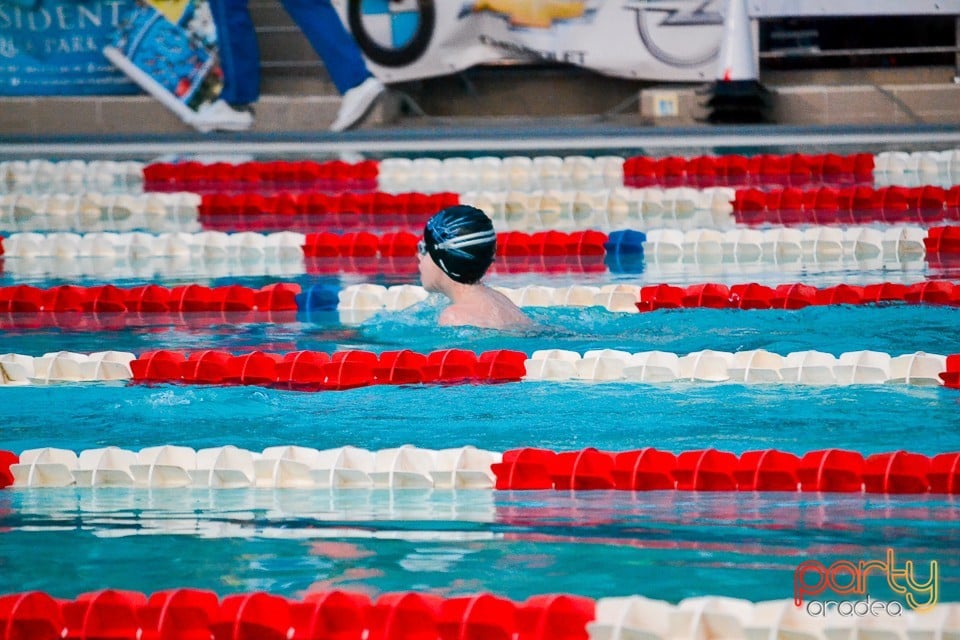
0, 151, 958, 637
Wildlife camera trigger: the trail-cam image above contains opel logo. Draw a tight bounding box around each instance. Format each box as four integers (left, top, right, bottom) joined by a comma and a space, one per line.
625, 0, 723, 68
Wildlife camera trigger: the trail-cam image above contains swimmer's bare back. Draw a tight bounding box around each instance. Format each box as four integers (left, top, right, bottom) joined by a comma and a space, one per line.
439, 285, 533, 329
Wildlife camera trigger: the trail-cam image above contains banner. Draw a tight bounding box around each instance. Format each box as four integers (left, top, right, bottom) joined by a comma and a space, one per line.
337, 0, 726, 84
102, 0, 221, 126
0, 0, 139, 95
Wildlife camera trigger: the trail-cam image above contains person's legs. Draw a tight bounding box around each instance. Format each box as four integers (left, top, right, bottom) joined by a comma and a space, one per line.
279, 0, 370, 94
207, 0, 261, 105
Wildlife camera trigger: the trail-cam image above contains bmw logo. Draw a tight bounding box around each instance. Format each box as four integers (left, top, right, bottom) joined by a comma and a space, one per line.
347, 0, 436, 67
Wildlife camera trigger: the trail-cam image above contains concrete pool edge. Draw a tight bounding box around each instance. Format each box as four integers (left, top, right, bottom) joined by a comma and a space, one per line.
2, 123, 960, 159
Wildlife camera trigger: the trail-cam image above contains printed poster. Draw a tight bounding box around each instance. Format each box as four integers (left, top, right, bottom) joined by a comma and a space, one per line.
0, 0, 140, 95
102, 0, 221, 124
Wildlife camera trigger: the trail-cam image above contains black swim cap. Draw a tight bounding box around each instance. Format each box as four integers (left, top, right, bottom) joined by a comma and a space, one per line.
423, 205, 497, 284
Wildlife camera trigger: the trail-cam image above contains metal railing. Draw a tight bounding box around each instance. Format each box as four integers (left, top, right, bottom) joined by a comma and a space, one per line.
747, 0, 960, 17
757, 19, 960, 80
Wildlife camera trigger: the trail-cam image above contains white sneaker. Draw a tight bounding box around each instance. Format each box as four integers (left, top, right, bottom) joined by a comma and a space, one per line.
329, 77, 386, 132
190, 99, 254, 133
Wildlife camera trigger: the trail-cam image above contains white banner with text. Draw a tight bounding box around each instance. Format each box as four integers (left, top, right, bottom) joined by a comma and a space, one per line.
337, 0, 726, 83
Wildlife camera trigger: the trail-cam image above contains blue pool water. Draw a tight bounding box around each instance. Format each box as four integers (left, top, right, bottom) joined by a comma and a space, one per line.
2, 151, 959, 610
0, 489, 955, 603
1, 298, 959, 603
2, 300, 959, 362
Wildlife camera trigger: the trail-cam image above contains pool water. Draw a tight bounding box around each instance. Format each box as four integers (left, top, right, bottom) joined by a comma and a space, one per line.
1, 151, 959, 613
1, 298, 958, 603
0, 488, 955, 603
2, 295, 958, 360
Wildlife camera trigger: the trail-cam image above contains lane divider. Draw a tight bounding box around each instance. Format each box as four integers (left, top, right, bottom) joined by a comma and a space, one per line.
623, 153, 875, 188
0, 588, 596, 640
0, 230, 307, 260
200, 186, 960, 236
0, 283, 300, 313
0, 589, 595, 640
6, 186, 946, 236
521, 349, 956, 386
144, 159, 379, 192
0, 590, 956, 640
338, 281, 960, 317
1, 349, 957, 388
0, 188, 729, 235
379, 154, 888, 192
4, 229, 951, 278
128, 349, 527, 388
5, 444, 500, 489
0, 193, 201, 234
492, 447, 960, 493
4, 186, 959, 237
0, 280, 957, 328
199, 191, 457, 217
5, 151, 959, 198
633, 281, 960, 310
0, 255, 309, 281
0, 160, 144, 192
0, 254, 606, 283
3, 226, 956, 264
379, 155, 627, 192
463, 187, 734, 232
642, 226, 934, 263
0, 351, 135, 384
733, 185, 960, 225
587, 595, 959, 638
3, 445, 959, 492
2, 248, 938, 281
625, 150, 957, 188
200, 188, 733, 233
874, 149, 960, 183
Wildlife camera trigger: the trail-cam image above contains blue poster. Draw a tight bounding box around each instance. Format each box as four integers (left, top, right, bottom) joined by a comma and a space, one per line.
103, 0, 221, 123
0, 0, 139, 95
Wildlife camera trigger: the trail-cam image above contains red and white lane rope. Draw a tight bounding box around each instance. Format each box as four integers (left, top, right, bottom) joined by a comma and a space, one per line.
2, 227, 953, 260
340, 281, 960, 317
1, 348, 957, 387
2, 225, 956, 281
3, 279, 958, 313
4, 151, 959, 197
2, 279, 957, 331
3, 186, 960, 235
0, 590, 953, 640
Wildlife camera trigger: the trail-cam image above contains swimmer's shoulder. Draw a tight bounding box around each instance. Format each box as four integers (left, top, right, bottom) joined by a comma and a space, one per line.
483, 287, 533, 327
438, 304, 476, 326
439, 300, 533, 330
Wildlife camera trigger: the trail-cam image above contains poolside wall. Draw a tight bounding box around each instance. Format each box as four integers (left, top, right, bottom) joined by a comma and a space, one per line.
1, 0, 958, 138
2, 66, 959, 138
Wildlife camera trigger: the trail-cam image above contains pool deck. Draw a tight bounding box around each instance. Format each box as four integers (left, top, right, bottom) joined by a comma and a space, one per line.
1, 122, 959, 161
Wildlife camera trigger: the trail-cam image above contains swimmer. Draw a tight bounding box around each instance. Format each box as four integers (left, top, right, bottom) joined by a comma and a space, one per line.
418, 205, 533, 329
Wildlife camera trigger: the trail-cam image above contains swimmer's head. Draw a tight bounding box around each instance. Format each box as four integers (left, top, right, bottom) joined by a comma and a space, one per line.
420, 205, 496, 285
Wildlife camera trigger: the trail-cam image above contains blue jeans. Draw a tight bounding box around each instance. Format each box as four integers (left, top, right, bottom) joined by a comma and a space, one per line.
208, 0, 373, 105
